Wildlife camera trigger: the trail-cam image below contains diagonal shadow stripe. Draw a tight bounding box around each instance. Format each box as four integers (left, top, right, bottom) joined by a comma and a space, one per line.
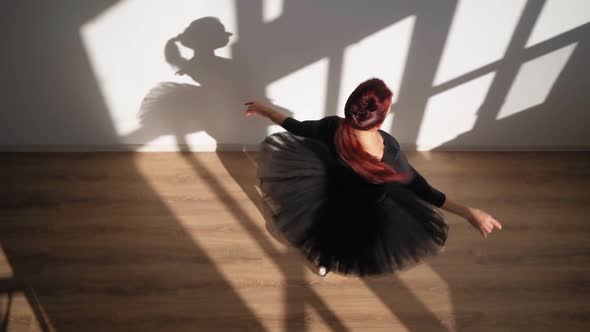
176, 134, 349, 332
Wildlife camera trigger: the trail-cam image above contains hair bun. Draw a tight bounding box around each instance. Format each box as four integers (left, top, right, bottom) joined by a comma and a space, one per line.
358, 95, 378, 113
343, 78, 393, 130
365, 97, 378, 112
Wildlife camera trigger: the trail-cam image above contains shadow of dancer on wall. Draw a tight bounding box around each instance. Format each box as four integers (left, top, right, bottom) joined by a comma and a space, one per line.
123, 16, 292, 150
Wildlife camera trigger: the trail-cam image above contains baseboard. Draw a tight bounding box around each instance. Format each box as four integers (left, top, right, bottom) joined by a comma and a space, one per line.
0, 144, 261, 152
401, 143, 590, 152
0, 143, 588, 152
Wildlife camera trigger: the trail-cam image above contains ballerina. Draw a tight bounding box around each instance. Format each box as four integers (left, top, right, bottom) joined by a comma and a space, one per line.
246, 78, 502, 277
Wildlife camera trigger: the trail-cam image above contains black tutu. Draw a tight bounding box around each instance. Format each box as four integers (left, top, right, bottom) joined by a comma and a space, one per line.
257, 131, 449, 277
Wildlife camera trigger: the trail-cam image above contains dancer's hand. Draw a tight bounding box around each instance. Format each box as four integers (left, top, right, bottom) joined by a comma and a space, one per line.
244, 101, 273, 118
467, 208, 502, 238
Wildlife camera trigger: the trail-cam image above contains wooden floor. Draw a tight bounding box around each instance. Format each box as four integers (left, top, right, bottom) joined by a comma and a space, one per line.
0, 151, 588, 332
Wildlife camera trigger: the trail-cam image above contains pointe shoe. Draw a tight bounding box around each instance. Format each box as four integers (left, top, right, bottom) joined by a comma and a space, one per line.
318, 266, 329, 277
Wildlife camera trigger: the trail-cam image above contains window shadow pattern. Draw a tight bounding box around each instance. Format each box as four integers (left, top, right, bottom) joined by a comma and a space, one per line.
1, 0, 589, 331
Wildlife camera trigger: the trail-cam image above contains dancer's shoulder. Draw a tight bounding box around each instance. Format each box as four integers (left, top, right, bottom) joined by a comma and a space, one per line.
322, 115, 344, 122
322, 115, 344, 128
379, 130, 401, 150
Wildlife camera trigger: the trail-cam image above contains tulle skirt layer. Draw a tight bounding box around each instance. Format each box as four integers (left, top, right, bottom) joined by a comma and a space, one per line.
257, 132, 449, 277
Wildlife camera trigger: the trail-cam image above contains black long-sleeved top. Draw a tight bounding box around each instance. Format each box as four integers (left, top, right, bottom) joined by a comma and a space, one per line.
282, 116, 446, 208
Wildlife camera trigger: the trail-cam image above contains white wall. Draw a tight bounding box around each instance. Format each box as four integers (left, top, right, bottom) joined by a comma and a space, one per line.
1, 0, 589, 151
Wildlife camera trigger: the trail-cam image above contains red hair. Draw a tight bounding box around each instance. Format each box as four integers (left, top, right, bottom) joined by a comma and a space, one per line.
335, 78, 411, 184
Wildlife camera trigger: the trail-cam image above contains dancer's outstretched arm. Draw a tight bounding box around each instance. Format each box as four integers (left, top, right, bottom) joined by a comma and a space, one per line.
442, 198, 503, 238
407, 162, 502, 238
244, 101, 288, 125
244, 100, 333, 140
387, 134, 503, 238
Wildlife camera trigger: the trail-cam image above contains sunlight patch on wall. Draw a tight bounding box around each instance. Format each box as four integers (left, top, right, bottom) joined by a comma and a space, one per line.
338, 15, 416, 113
496, 42, 578, 120
80, 0, 238, 139
434, 0, 527, 85
263, 0, 284, 23
417, 73, 496, 150
525, 0, 590, 47
265, 57, 330, 135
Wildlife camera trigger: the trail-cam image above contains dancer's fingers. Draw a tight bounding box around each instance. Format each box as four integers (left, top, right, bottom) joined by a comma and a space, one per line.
491, 217, 502, 230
